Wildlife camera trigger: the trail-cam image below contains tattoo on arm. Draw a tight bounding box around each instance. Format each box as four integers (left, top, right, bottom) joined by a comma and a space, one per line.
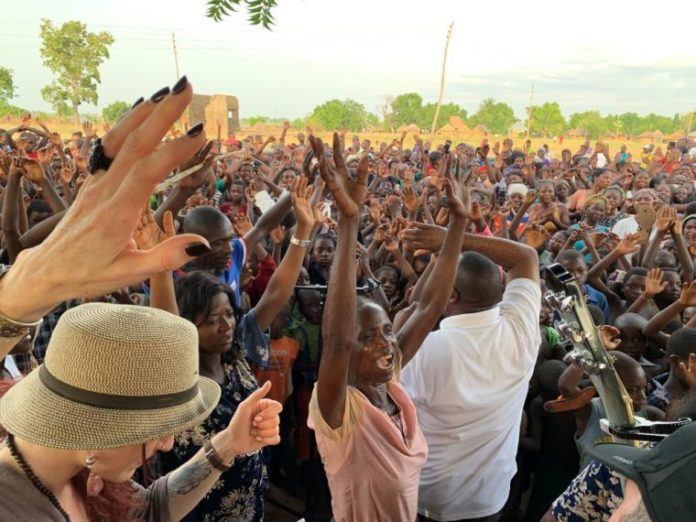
168, 458, 214, 496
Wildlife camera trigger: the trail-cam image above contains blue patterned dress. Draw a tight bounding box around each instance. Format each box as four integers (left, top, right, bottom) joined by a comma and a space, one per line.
159, 309, 270, 521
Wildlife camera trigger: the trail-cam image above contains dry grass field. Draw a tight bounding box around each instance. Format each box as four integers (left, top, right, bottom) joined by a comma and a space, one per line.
2, 115, 672, 158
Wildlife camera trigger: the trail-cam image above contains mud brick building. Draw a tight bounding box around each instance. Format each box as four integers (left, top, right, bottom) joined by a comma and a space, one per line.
185, 94, 240, 137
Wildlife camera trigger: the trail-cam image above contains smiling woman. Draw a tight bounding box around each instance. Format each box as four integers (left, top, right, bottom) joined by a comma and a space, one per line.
306, 134, 470, 521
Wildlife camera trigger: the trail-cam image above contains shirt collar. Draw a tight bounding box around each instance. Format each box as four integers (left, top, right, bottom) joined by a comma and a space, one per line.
440, 306, 501, 329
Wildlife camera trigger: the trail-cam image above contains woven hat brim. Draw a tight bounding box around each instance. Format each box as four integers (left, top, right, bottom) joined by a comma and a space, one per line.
0, 370, 221, 450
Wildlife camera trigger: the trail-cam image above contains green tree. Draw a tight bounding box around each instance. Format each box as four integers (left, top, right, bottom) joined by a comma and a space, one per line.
0, 67, 15, 102
418, 102, 467, 130
307, 99, 376, 131
618, 112, 642, 137
468, 98, 517, 134
528, 102, 565, 138
206, 0, 277, 28
568, 111, 607, 139
390, 93, 424, 127
39, 19, 114, 125
641, 113, 675, 134
102, 100, 129, 124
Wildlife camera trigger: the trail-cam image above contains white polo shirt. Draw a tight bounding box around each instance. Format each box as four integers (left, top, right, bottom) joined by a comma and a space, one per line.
401, 278, 541, 521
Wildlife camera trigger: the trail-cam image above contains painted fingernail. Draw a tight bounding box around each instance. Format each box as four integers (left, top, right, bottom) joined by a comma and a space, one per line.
150, 86, 170, 103
187, 122, 204, 137
185, 242, 211, 257
131, 96, 145, 109
171, 75, 188, 95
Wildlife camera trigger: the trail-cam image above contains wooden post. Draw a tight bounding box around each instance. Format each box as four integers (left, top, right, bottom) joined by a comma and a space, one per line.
430, 22, 454, 138
526, 84, 534, 139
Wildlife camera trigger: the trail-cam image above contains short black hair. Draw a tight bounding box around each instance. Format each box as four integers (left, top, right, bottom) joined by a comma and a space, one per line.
556, 249, 585, 266
182, 206, 229, 235
454, 252, 502, 308
667, 327, 696, 360
624, 267, 648, 283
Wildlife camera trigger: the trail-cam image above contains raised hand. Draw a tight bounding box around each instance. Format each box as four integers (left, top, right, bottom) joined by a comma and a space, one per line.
83, 120, 96, 140
134, 203, 174, 250
232, 214, 253, 237
599, 325, 622, 350
655, 206, 675, 233
676, 353, 696, 390
178, 141, 215, 190
19, 159, 45, 184
49, 132, 62, 148
524, 190, 537, 206
0, 78, 210, 324
403, 180, 418, 214
309, 133, 368, 219
678, 281, 696, 307
615, 232, 641, 256
291, 174, 315, 229
644, 268, 667, 297
223, 381, 281, 454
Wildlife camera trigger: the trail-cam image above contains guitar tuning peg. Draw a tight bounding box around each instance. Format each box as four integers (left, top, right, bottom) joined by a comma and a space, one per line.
544, 291, 563, 310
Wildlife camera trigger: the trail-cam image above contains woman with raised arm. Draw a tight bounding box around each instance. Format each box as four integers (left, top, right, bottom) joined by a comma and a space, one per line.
0, 78, 282, 521
307, 133, 470, 521
161, 174, 315, 521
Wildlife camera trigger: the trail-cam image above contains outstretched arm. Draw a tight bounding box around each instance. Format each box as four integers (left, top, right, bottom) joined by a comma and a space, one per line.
253, 176, 315, 331
398, 155, 469, 365
314, 134, 369, 429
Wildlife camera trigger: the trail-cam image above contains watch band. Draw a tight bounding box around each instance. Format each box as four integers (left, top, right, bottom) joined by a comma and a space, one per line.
203, 439, 232, 472
290, 236, 312, 248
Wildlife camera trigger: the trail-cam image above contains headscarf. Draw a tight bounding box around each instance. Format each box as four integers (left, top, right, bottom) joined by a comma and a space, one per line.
507, 183, 529, 197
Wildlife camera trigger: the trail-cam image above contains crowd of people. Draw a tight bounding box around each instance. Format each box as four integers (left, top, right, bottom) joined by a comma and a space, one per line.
0, 77, 694, 521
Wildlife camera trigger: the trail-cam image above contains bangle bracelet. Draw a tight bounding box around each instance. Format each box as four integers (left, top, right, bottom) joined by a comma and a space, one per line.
290, 236, 311, 248
203, 439, 231, 472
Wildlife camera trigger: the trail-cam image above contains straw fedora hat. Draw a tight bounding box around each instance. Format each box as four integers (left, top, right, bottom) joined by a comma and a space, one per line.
0, 303, 220, 450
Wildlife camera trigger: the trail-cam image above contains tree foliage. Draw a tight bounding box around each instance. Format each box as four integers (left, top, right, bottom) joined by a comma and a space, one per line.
206, 0, 277, 28
468, 98, 517, 134
0, 67, 15, 102
307, 99, 377, 131
389, 92, 467, 130
102, 100, 129, 124
529, 102, 565, 138
39, 19, 114, 124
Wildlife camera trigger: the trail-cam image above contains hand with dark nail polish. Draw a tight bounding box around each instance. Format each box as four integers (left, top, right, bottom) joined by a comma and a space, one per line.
131, 97, 145, 109
150, 86, 170, 103
187, 123, 204, 137
172, 76, 188, 95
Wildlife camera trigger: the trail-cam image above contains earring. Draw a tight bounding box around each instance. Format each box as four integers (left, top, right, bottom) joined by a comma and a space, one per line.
85, 453, 104, 497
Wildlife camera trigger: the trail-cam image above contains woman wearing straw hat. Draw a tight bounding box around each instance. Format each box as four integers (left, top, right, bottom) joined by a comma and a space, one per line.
0, 303, 281, 521
0, 78, 281, 520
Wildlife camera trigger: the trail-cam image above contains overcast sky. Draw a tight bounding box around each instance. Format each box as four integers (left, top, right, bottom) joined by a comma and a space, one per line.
1, 0, 694, 121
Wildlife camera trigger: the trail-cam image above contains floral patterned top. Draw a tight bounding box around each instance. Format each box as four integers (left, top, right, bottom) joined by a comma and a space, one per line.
159, 309, 270, 522
551, 460, 623, 522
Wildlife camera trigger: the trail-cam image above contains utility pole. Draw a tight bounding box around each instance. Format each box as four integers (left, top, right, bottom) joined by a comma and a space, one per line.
525, 84, 534, 139
430, 22, 454, 137
172, 33, 181, 80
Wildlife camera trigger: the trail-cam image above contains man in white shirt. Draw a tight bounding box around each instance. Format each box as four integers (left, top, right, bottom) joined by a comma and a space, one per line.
612, 189, 656, 239
402, 235, 541, 521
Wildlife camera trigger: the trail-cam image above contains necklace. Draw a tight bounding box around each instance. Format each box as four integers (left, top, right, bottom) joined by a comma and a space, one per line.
6, 433, 71, 521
